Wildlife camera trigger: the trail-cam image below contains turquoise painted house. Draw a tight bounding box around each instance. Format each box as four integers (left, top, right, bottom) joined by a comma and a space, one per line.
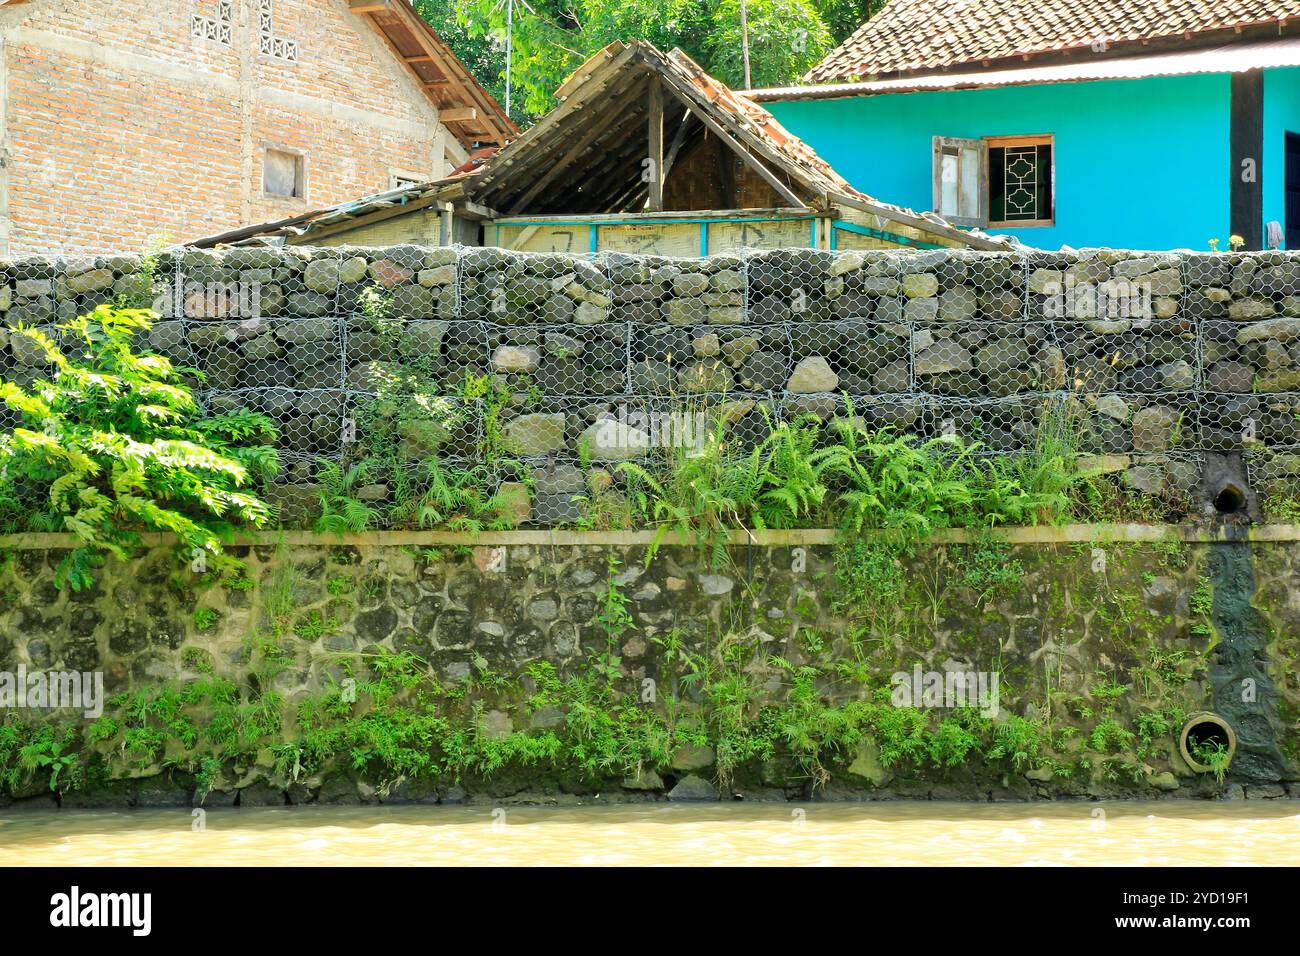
750, 0, 1300, 251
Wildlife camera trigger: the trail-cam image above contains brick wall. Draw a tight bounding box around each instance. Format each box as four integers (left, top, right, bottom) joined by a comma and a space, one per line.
0, 0, 465, 255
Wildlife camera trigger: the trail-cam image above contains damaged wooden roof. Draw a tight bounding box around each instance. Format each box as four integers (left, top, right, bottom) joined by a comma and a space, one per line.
193, 40, 1006, 249
349, 0, 516, 147
466, 40, 858, 213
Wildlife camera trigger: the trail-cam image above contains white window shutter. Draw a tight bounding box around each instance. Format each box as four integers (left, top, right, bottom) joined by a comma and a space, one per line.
932, 137, 987, 228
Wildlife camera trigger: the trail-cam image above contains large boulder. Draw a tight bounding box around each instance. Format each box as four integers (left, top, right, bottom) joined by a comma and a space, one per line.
578, 419, 651, 460
667, 774, 719, 802
785, 356, 839, 393
1131, 405, 1180, 452
503, 413, 567, 456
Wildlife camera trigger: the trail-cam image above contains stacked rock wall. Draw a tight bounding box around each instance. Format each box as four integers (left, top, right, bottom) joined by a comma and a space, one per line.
4, 246, 1300, 522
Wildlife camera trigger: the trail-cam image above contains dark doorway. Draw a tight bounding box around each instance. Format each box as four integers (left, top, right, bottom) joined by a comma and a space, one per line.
1287, 132, 1300, 249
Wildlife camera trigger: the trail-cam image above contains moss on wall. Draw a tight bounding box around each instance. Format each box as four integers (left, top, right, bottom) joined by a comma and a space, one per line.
1, 532, 1292, 808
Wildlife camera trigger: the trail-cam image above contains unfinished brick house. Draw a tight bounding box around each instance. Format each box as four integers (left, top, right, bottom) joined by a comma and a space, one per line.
0, 0, 514, 255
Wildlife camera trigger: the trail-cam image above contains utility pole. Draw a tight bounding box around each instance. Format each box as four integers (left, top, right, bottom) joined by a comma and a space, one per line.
505, 0, 514, 118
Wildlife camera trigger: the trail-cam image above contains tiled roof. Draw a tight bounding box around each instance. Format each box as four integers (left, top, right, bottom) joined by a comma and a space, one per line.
662, 46, 862, 202
808, 0, 1300, 82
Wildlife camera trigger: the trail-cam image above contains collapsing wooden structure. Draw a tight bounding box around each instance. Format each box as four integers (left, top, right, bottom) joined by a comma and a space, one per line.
195, 40, 1009, 254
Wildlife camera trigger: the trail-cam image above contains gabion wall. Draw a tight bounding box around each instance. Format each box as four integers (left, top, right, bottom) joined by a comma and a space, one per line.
3, 245, 1300, 523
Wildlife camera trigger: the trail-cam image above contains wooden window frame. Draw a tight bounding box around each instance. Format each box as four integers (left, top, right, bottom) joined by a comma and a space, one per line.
262, 146, 307, 201
986, 134, 1055, 229
931, 136, 987, 228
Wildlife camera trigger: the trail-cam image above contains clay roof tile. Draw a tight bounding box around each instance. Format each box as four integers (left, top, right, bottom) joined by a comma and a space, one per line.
808, 0, 1300, 81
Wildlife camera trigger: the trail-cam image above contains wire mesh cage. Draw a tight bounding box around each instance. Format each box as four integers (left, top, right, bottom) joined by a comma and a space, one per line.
6, 243, 1300, 526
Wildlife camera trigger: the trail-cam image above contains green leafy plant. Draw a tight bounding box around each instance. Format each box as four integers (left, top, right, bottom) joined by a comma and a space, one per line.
955, 541, 1025, 605
1191, 737, 1232, 783
830, 424, 977, 535
619, 411, 838, 565
193, 607, 221, 631
1189, 575, 1215, 640
828, 404, 1073, 535
590, 556, 633, 683
315, 461, 381, 534
18, 727, 81, 792
404, 456, 524, 532
0, 306, 278, 589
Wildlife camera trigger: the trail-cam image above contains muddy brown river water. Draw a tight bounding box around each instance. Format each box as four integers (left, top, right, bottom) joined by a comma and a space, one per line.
1, 801, 1297, 866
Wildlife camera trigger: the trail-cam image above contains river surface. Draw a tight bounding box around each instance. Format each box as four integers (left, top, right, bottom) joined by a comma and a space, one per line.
1, 801, 1296, 866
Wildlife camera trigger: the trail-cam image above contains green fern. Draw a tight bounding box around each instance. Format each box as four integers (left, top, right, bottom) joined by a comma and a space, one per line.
314, 461, 380, 534
618, 409, 835, 565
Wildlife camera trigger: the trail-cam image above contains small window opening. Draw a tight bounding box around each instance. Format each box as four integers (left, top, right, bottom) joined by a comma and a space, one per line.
264, 149, 304, 199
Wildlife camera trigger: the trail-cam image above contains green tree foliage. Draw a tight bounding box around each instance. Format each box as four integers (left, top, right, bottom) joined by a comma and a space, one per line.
705, 0, 833, 90
813, 0, 887, 46
423, 0, 851, 119
412, 0, 511, 111
0, 306, 279, 589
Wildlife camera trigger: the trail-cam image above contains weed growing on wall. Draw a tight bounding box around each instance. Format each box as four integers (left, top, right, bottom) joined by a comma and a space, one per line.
0, 306, 279, 589
620, 410, 840, 566
323, 358, 526, 535
618, 400, 1086, 571
0, 323, 1195, 547
0, 487, 1228, 802
0, 587, 1218, 804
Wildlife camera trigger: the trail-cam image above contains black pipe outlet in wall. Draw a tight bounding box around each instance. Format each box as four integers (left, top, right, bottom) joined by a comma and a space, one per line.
1200, 453, 1257, 522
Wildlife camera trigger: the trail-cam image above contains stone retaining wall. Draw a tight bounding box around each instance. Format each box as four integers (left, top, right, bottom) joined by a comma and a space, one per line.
6, 246, 1300, 523
0, 529, 1295, 807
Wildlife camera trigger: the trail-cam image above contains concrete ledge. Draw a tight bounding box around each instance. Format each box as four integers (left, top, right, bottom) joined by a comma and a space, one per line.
0, 523, 1294, 550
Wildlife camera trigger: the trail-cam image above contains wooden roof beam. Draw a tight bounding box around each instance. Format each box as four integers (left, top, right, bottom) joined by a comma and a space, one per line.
575, 174, 639, 214
475, 69, 648, 195
493, 103, 649, 205
604, 177, 650, 214
661, 105, 696, 181
350, 0, 515, 146
554, 157, 646, 213
568, 134, 665, 212
479, 72, 649, 196
468, 47, 648, 186
648, 48, 826, 203
647, 74, 665, 211
503, 79, 651, 213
